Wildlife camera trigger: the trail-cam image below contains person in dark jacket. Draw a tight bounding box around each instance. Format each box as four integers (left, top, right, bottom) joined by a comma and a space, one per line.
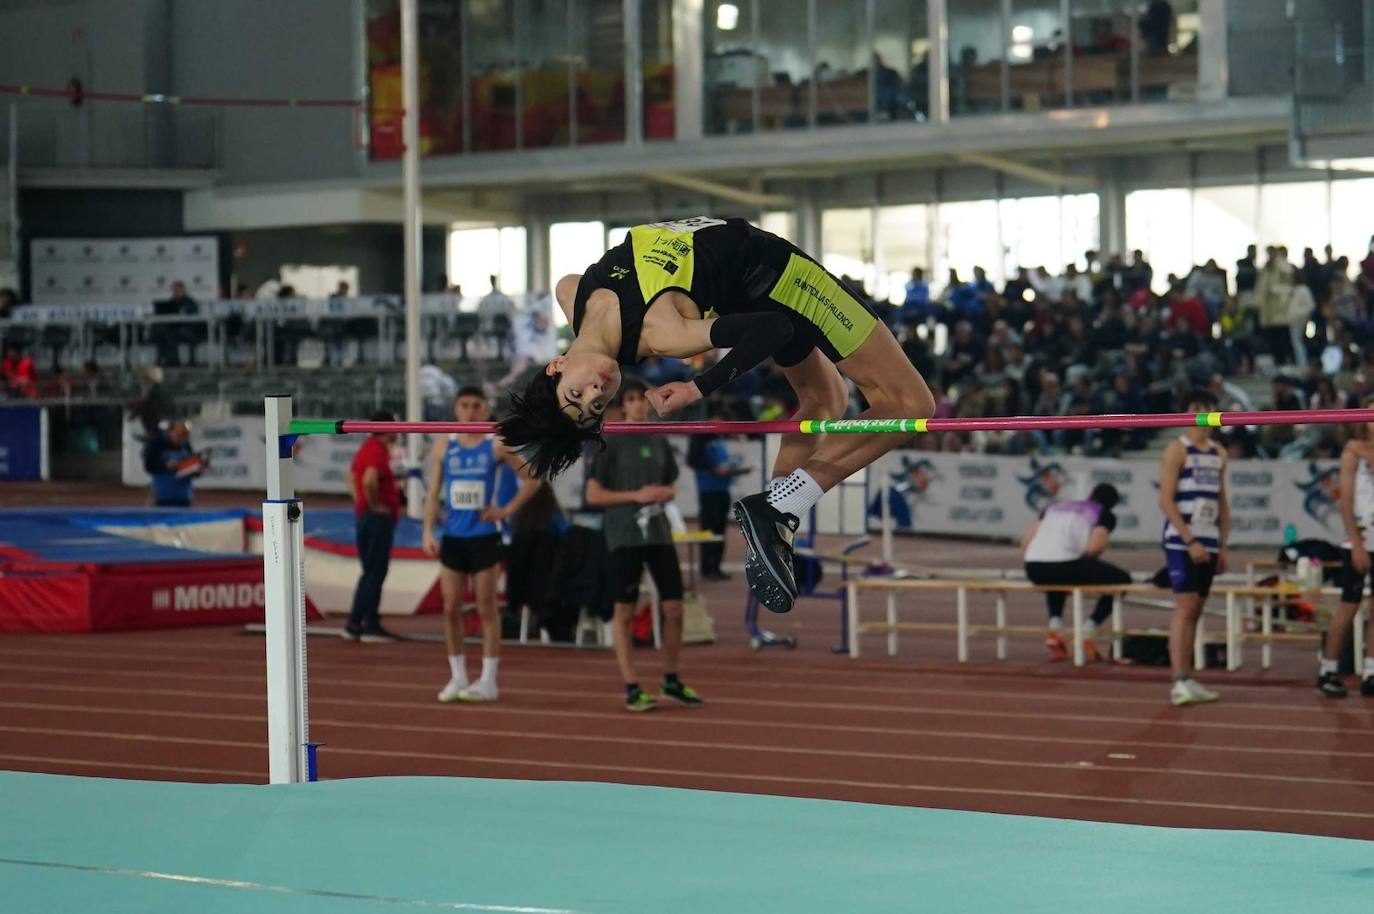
142, 420, 206, 507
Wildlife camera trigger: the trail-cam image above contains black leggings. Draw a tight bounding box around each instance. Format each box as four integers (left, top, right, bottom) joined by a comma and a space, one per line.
1024, 558, 1133, 626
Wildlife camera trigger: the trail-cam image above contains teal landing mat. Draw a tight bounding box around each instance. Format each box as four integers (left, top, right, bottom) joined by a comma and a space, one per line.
0, 771, 1368, 913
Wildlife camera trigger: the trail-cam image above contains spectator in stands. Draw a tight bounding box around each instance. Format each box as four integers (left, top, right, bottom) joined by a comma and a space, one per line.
1160, 389, 1229, 707
0, 287, 17, 319
478, 275, 516, 358
1139, 0, 1174, 54
152, 280, 200, 367
1184, 259, 1227, 317
423, 387, 538, 704
900, 267, 931, 325
1087, 17, 1130, 55
1257, 246, 1297, 365
1124, 250, 1154, 295
688, 401, 751, 581
332, 280, 351, 299
1235, 245, 1259, 318
945, 321, 984, 385
486, 298, 560, 401
1286, 274, 1317, 370
1, 342, 37, 398
1317, 398, 1374, 697
344, 411, 403, 643
142, 420, 206, 508
1358, 235, 1374, 314
1207, 372, 1254, 414
128, 366, 173, 436
584, 378, 701, 712
1022, 483, 1130, 663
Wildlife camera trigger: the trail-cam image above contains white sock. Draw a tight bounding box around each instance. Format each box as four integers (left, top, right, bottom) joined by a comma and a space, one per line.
1319, 657, 1338, 676
765, 469, 824, 518
480, 656, 500, 684
1047, 617, 1064, 631
448, 655, 467, 684
1364, 659, 1374, 679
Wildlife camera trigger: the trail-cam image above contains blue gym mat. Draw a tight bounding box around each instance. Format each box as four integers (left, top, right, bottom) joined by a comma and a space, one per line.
0, 508, 251, 565
0, 771, 1365, 913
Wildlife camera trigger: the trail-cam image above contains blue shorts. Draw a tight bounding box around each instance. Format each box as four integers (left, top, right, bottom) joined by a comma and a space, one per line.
1165, 549, 1217, 597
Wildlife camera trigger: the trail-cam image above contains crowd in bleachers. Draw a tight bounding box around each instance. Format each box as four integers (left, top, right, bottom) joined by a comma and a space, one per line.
660, 240, 1374, 462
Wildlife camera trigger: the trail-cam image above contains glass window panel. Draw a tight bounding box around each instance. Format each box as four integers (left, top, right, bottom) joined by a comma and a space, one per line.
607, 225, 630, 247
821, 207, 877, 295
641, 0, 676, 140
758, 211, 797, 242
574, 0, 626, 145
1141, 0, 1198, 101
874, 1, 929, 122
1259, 181, 1328, 257
1329, 178, 1374, 265
468, 0, 518, 152
814, 0, 871, 126
705, 0, 761, 134
448, 226, 528, 299
1061, 193, 1101, 268
1125, 188, 1192, 291
948, 0, 1005, 116
756, 0, 810, 130
1006, 1, 1064, 112
520, 0, 572, 149
935, 199, 1002, 285
1067, 0, 1132, 107
499, 227, 529, 294
999, 195, 1065, 278
550, 221, 607, 324
1192, 185, 1257, 278
878, 204, 931, 304
366, 0, 466, 159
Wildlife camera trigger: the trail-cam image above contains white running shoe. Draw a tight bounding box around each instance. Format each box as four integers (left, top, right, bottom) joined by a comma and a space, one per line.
457, 680, 498, 703
437, 679, 470, 704
1170, 678, 1220, 706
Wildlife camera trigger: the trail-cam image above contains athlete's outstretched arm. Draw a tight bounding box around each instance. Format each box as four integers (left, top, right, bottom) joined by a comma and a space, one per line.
647, 312, 794, 415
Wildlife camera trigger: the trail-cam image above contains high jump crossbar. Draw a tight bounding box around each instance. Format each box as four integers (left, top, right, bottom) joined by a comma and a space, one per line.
263, 395, 1374, 783
289, 408, 1374, 438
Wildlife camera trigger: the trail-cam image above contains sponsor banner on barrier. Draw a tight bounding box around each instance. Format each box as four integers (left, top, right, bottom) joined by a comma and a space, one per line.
31, 237, 219, 305
86, 564, 267, 631
866, 449, 1341, 547
0, 407, 48, 480
122, 417, 266, 491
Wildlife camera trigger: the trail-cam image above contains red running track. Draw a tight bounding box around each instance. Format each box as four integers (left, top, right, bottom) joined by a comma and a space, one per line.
1, 621, 1372, 841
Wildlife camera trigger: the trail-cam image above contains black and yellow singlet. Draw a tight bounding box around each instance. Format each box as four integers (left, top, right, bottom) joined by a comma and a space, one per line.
572, 217, 879, 367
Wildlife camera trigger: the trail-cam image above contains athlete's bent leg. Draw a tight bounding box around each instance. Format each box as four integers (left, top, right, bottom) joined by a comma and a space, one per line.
772, 348, 849, 482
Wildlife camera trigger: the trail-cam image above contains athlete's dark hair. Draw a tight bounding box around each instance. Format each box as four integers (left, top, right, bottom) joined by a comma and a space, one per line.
455, 385, 485, 401
496, 371, 605, 480
1184, 388, 1218, 411
1088, 483, 1120, 511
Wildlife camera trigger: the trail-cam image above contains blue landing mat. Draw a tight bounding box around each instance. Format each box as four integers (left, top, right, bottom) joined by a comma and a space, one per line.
0, 772, 1366, 913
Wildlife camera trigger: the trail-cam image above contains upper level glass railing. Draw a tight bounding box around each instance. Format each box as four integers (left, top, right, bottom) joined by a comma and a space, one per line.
1292, 14, 1372, 140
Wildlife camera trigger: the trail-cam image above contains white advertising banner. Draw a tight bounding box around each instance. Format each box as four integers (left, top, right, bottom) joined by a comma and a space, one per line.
865, 449, 1341, 548
32, 237, 219, 305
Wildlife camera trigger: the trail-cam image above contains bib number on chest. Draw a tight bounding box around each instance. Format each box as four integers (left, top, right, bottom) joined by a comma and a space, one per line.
449, 480, 486, 511
1190, 500, 1219, 538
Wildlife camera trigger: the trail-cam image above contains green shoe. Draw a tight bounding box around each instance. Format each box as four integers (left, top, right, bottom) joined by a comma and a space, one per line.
625, 688, 657, 712
659, 679, 703, 706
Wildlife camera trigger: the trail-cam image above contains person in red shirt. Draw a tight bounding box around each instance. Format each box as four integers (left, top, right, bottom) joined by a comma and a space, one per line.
2, 343, 37, 398
345, 411, 403, 642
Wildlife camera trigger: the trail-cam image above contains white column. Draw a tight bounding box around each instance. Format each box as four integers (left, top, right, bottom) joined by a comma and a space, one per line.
927, 0, 949, 124
1099, 167, 1126, 257
1197, 0, 1228, 101
624, 0, 644, 145
526, 213, 550, 293
673, 0, 704, 141
401, 0, 424, 518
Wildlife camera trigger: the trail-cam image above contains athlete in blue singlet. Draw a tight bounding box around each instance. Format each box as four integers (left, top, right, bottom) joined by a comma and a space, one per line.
422, 386, 537, 704
1159, 389, 1230, 707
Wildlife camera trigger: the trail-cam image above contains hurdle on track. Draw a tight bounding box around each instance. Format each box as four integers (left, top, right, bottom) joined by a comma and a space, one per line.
262, 396, 1374, 783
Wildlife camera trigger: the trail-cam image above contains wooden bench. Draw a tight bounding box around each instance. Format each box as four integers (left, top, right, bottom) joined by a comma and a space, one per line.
844, 577, 1366, 672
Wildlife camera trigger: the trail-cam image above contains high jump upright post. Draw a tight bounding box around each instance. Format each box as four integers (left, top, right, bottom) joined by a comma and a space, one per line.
263, 394, 311, 784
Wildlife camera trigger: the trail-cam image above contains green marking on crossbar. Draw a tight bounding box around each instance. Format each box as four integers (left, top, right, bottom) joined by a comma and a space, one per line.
804, 418, 926, 434
287, 419, 342, 436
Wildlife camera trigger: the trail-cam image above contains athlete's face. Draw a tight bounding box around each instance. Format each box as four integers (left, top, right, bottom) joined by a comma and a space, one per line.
454, 394, 489, 422
548, 351, 621, 427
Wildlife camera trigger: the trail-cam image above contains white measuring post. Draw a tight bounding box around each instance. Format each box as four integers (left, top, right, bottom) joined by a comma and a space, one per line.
263, 395, 311, 784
